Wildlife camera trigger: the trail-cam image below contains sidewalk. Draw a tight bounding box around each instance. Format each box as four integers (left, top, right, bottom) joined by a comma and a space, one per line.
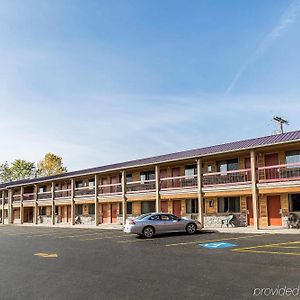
4, 223, 124, 230
2, 223, 299, 234
206, 226, 300, 234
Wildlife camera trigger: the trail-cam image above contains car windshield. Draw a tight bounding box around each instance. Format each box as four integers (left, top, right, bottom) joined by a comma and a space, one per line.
135, 213, 153, 220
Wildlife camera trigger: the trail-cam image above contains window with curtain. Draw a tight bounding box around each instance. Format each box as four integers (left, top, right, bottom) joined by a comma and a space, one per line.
218, 197, 240, 213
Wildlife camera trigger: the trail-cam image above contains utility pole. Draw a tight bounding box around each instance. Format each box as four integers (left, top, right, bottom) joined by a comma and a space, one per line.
273, 116, 289, 134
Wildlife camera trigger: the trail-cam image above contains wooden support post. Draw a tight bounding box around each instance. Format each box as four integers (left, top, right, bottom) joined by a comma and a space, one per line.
51, 182, 55, 225
1, 191, 4, 224
250, 150, 259, 230
197, 158, 204, 228
71, 179, 75, 226
121, 170, 127, 225
8, 189, 12, 224
34, 185, 38, 224
20, 186, 24, 224
95, 175, 99, 226
155, 165, 160, 212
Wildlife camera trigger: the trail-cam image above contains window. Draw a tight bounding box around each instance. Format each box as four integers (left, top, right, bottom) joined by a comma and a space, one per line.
39, 186, 46, 193
286, 151, 300, 165
218, 197, 240, 213
217, 159, 239, 172
185, 165, 197, 178
55, 184, 60, 191
75, 181, 83, 188
289, 194, 300, 212
88, 179, 95, 189
127, 202, 133, 214
126, 174, 133, 183
160, 214, 170, 221
75, 204, 83, 215
141, 201, 156, 214
89, 204, 95, 214
186, 199, 198, 214
207, 165, 212, 172
140, 171, 155, 183
39, 207, 46, 215
149, 214, 160, 221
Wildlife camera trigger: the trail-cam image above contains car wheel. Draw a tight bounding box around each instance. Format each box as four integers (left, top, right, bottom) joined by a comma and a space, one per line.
142, 226, 155, 238
186, 223, 197, 235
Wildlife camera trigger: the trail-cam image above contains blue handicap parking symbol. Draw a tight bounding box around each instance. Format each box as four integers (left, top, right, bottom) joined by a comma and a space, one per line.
199, 242, 237, 249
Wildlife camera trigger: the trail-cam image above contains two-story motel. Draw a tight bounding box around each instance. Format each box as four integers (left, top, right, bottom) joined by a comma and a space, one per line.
2, 130, 300, 230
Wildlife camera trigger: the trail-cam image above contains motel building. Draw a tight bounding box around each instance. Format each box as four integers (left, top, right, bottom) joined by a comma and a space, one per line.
2, 130, 300, 230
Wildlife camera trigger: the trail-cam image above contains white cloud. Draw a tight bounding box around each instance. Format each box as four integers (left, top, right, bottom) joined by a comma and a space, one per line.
226, 0, 300, 94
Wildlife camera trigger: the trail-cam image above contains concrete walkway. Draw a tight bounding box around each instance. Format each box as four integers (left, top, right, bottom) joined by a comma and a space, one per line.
2, 223, 300, 234
207, 226, 300, 234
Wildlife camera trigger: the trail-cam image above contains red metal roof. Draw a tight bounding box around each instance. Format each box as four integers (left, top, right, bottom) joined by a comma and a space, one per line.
2, 130, 300, 188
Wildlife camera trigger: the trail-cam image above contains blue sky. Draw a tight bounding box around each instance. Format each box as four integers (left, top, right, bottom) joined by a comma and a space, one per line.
1, 0, 300, 170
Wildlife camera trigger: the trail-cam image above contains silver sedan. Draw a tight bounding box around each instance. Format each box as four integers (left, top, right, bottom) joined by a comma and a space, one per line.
124, 213, 201, 238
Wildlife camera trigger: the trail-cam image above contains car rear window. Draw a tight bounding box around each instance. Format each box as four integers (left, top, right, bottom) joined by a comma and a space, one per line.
136, 213, 152, 220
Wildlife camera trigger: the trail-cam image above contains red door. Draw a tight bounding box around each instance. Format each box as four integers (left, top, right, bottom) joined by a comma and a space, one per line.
160, 169, 168, 189
244, 157, 252, 182
111, 203, 118, 223
102, 204, 110, 224
172, 168, 180, 188
102, 177, 109, 194
265, 154, 279, 180
246, 197, 254, 226
161, 201, 168, 213
61, 206, 65, 223
267, 195, 282, 226
67, 206, 71, 223
173, 200, 181, 217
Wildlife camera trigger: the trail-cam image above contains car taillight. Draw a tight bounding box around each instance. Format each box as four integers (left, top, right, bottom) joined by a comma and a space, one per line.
129, 220, 135, 225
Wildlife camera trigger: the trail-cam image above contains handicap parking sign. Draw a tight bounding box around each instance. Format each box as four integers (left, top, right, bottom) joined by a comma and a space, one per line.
199, 242, 237, 249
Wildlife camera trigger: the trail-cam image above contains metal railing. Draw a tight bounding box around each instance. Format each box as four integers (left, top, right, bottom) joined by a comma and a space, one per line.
126, 179, 156, 193
258, 162, 300, 183
202, 169, 251, 186
12, 194, 21, 202
37, 191, 52, 200
98, 183, 122, 195
160, 175, 197, 190
23, 193, 35, 201
74, 186, 95, 197
55, 189, 72, 198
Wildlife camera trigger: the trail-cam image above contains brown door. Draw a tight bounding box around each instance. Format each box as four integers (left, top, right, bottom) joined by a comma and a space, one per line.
244, 157, 252, 182
172, 168, 180, 188
67, 206, 71, 222
102, 204, 110, 224
246, 197, 254, 226
61, 206, 65, 222
160, 169, 168, 189
265, 154, 279, 180
111, 203, 118, 223
267, 195, 282, 226
173, 200, 181, 217
102, 177, 109, 194
161, 201, 168, 213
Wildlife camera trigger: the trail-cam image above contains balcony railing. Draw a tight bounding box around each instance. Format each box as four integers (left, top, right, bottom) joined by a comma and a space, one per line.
12, 194, 21, 202
258, 162, 300, 183
23, 193, 35, 201
98, 183, 122, 195
202, 169, 251, 186
38, 191, 52, 200
55, 189, 72, 199
126, 179, 156, 193
74, 186, 95, 197
160, 175, 197, 190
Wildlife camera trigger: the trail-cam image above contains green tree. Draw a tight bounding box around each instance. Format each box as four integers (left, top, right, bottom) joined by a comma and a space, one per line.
37, 153, 67, 177
10, 159, 36, 181
0, 161, 12, 183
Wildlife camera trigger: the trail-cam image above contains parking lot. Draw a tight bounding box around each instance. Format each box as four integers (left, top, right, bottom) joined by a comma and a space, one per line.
0, 225, 300, 299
